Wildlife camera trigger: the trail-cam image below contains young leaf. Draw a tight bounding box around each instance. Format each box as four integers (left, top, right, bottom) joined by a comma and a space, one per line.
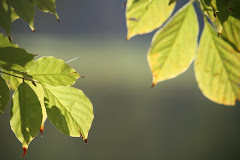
126, 0, 175, 40
43, 86, 94, 141
0, 47, 34, 72
0, 33, 17, 48
148, 3, 198, 86
0, 0, 11, 36
195, 22, 240, 106
221, 16, 240, 51
34, 0, 59, 21
8, 0, 35, 31
0, 76, 9, 116
2, 70, 22, 90
10, 82, 42, 150
28, 56, 80, 86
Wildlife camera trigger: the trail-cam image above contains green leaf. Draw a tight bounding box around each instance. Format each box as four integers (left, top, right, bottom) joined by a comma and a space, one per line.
43, 86, 94, 141
222, 16, 240, 52
126, 0, 175, 40
28, 56, 80, 86
10, 82, 42, 148
8, 0, 35, 31
10, 7, 19, 22
195, 22, 240, 105
0, 76, 9, 116
0, 47, 34, 72
148, 3, 198, 85
34, 0, 59, 20
0, 0, 11, 35
0, 33, 17, 48
2, 70, 22, 90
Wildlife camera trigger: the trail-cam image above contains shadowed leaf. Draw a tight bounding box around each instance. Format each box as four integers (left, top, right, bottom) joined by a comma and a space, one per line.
0, 47, 34, 72
10, 82, 42, 148
43, 86, 94, 141
0, 76, 9, 116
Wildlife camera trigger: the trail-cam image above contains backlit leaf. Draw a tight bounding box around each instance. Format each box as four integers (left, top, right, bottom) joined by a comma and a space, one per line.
148, 3, 198, 85
28, 56, 80, 86
195, 22, 240, 105
34, 0, 59, 20
10, 82, 42, 149
126, 0, 175, 40
0, 76, 9, 116
222, 16, 240, 52
8, 0, 35, 31
0, 47, 34, 72
2, 70, 22, 90
43, 86, 94, 141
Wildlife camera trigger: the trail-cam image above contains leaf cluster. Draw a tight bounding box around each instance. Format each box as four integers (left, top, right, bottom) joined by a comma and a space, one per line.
125, 0, 240, 106
0, 0, 94, 156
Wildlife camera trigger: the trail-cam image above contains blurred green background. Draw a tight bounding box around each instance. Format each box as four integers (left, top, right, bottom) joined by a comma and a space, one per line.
1, 0, 240, 160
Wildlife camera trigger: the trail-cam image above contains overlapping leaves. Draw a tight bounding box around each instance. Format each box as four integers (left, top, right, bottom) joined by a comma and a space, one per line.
126, 0, 240, 105
0, 52, 94, 155
0, 0, 59, 37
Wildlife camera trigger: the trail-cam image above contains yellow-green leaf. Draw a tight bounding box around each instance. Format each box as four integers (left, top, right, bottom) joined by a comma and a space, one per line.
43, 86, 94, 141
195, 22, 240, 105
222, 16, 240, 52
10, 82, 42, 149
2, 70, 22, 90
28, 56, 80, 86
148, 3, 198, 85
0, 76, 9, 116
126, 0, 175, 40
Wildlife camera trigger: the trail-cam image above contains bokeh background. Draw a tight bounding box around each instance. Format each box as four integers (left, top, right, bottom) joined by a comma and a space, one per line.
1, 0, 240, 159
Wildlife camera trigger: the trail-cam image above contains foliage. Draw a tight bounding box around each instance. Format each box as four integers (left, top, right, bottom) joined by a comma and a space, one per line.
125, 0, 240, 106
0, 0, 94, 156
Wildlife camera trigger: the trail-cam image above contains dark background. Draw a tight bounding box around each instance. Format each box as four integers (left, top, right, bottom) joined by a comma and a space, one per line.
1, 0, 240, 159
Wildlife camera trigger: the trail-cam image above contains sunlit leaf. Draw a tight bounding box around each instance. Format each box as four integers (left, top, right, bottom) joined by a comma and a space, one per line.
34, 0, 59, 20
222, 16, 240, 52
0, 47, 34, 72
8, 0, 35, 31
28, 56, 80, 86
0, 33, 17, 48
43, 86, 94, 141
10, 7, 19, 22
10, 82, 42, 149
0, 0, 11, 36
148, 3, 198, 85
2, 70, 22, 90
126, 0, 175, 40
0, 76, 9, 116
195, 22, 240, 105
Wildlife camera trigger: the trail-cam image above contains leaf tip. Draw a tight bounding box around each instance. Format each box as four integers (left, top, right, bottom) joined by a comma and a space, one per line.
22, 147, 27, 157
151, 83, 156, 88
40, 124, 44, 135
80, 75, 86, 78
57, 18, 60, 23
32, 29, 36, 33
85, 139, 88, 144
